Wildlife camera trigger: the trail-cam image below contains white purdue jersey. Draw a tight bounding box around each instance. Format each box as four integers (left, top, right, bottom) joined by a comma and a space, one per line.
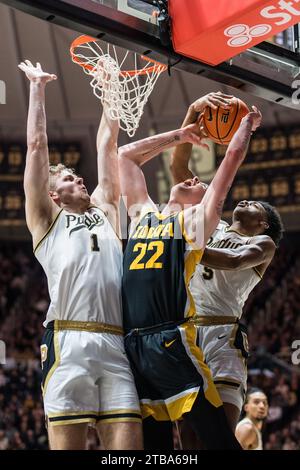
35, 207, 122, 327
236, 417, 263, 450
190, 221, 261, 319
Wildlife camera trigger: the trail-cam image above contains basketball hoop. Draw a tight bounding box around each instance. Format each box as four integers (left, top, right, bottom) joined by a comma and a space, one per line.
70, 35, 167, 137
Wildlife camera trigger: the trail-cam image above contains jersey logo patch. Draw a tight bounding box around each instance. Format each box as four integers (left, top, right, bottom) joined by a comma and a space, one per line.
40, 344, 48, 369
218, 334, 227, 340
164, 339, 177, 348
66, 213, 104, 236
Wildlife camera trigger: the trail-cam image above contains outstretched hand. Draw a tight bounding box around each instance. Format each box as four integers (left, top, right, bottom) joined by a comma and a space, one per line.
243, 105, 262, 131
18, 60, 57, 84
192, 91, 233, 113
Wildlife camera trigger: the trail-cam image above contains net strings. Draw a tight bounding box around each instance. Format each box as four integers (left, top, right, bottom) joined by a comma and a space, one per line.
73, 41, 165, 137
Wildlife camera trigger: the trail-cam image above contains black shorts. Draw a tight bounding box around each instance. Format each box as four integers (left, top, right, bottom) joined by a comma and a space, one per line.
124, 321, 222, 422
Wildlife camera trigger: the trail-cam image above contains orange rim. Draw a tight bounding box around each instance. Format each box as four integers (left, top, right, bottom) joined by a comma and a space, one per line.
70, 35, 167, 77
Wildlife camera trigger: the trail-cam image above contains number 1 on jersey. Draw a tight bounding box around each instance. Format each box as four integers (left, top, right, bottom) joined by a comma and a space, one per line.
90, 233, 100, 252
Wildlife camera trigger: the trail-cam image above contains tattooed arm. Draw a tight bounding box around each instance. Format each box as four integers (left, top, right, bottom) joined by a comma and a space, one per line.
118, 121, 206, 166
182, 107, 262, 249
118, 122, 204, 220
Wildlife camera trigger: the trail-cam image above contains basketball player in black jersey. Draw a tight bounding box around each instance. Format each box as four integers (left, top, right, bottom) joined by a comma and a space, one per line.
118, 98, 262, 449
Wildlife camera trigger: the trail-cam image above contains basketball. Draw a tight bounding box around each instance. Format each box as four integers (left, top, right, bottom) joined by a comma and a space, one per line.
202, 97, 249, 145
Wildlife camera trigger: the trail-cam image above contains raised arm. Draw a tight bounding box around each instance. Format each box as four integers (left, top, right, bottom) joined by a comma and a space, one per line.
201, 235, 275, 271
90, 105, 120, 234
201, 107, 261, 242
18, 60, 59, 245
183, 107, 262, 249
118, 122, 205, 219
170, 92, 233, 184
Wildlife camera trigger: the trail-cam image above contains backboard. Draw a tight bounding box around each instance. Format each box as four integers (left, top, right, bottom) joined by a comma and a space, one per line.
66, 0, 160, 36
2, 0, 300, 110
96, 0, 158, 24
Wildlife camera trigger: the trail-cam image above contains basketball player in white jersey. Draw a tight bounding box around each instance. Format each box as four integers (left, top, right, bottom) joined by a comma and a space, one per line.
170, 92, 283, 436
236, 388, 268, 450
18, 60, 142, 450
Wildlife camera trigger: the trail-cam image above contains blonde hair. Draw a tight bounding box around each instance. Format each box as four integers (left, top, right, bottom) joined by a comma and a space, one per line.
49, 164, 76, 191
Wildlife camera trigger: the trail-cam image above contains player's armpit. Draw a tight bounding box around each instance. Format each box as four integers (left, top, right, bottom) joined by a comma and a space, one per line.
24, 147, 58, 236
179, 204, 205, 250
118, 152, 156, 218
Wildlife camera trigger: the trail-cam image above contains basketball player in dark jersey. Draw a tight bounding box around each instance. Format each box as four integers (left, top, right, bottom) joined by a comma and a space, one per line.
169, 93, 283, 438
119, 100, 262, 449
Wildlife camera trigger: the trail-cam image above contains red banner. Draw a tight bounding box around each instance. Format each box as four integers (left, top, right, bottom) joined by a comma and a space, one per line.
169, 0, 300, 65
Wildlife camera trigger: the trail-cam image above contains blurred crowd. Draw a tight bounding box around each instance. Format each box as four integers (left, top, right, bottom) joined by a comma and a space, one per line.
245, 241, 300, 362
0, 238, 299, 450
247, 369, 300, 450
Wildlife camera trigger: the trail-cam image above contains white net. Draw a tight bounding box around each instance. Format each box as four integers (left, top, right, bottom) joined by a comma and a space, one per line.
71, 37, 167, 137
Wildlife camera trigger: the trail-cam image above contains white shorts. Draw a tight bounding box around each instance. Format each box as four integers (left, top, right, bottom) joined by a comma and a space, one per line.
197, 323, 248, 412
40, 327, 141, 426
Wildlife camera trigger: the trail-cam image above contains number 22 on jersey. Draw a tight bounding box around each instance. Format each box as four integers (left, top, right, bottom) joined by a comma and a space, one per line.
129, 241, 164, 270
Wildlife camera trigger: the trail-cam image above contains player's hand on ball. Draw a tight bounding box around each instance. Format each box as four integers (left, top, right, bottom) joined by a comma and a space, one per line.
243, 106, 262, 132
192, 91, 233, 113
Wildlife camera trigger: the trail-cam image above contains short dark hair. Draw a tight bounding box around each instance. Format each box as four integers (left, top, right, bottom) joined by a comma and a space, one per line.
257, 201, 284, 247
245, 387, 266, 405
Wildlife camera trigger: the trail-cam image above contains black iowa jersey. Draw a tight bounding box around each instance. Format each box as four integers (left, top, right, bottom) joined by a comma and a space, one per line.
122, 211, 203, 331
